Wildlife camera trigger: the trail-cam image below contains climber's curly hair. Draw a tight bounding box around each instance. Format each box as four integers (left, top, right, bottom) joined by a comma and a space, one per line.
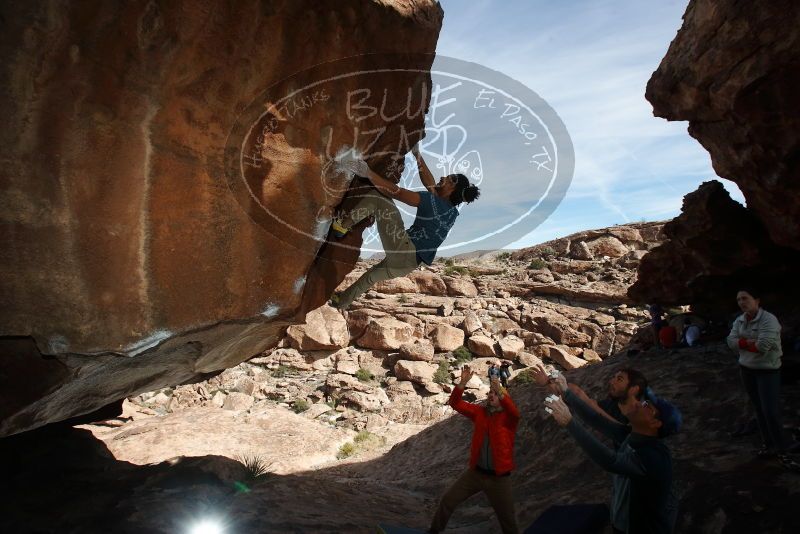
449, 173, 481, 205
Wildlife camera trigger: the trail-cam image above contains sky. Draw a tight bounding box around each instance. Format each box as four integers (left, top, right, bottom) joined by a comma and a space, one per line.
420, 0, 745, 250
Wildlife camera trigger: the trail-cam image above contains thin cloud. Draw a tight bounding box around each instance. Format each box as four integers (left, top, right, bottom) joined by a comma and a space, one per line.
430, 0, 743, 251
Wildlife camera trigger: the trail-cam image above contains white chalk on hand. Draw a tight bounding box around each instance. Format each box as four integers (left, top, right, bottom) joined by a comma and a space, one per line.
545, 394, 560, 403
544, 407, 553, 414
335, 156, 370, 177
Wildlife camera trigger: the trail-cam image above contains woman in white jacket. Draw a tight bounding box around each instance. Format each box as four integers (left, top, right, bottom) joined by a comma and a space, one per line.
726, 287, 796, 468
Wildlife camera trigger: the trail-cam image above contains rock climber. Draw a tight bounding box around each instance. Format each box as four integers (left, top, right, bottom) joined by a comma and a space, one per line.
329, 144, 480, 310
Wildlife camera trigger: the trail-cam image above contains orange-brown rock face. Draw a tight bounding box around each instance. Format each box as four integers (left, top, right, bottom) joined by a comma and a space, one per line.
646, 0, 800, 251
0, 0, 443, 436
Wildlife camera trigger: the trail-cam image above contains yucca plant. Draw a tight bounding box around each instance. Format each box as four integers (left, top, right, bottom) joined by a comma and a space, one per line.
235, 453, 272, 485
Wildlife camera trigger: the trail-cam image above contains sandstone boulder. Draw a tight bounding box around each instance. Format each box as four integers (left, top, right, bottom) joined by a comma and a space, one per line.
341, 389, 390, 412
267, 348, 313, 371
334, 352, 361, 375
570, 241, 593, 260
286, 306, 349, 351
357, 317, 415, 350
430, 324, 465, 352
399, 340, 435, 362
394, 361, 437, 385
581, 348, 602, 362
518, 351, 544, 368
443, 276, 478, 297
546, 345, 588, 370
233, 378, 257, 397
462, 313, 483, 334
409, 271, 448, 295
585, 236, 629, 258
210, 391, 226, 408
222, 392, 255, 411
372, 277, 418, 294
498, 336, 525, 358
467, 335, 497, 358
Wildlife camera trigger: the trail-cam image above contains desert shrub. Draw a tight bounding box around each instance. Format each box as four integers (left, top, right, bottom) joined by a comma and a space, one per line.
354, 430, 373, 443
337, 442, 356, 459
444, 258, 455, 266
355, 368, 374, 382
452, 345, 473, 366
292, 399, 310, 413
528, 258, 546, 270
433, 361, 450, 384
513, 369, 535, 385
325, 394, 339, 409
539, 246, 556, 257
397, 294, 409, 303
270, 365, 291, 378
497, 251, 512, 261
444, 265, 470, 276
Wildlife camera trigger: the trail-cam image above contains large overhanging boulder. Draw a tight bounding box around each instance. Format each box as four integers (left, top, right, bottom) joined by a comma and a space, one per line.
646, 0, 800, 251
628, 181, 800, 326
632, 0, 800, 332
0, 0, 443, 437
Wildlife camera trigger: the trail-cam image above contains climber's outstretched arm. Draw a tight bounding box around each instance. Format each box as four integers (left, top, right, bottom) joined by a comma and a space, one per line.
364, 167, 420, 207
412, 144, 437, 194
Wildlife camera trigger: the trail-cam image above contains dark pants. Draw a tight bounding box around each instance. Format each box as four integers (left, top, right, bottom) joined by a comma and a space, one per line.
430, 468, 518, 534
740, 366, 786, 451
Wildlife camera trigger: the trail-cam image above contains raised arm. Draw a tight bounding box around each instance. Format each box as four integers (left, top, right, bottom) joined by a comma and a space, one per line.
449, 365, 481, 420
533, 365, 628, 436
565, 419, 646, 477
339, 157, 420, 207
413, 144, 437, 194
363, 167, 420, 207
567, 383, 620, 424
562, 388, 630, 443
546, 371, 629, 443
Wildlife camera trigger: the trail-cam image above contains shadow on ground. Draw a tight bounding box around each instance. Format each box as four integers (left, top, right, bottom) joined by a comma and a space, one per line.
3, 344, 800, 533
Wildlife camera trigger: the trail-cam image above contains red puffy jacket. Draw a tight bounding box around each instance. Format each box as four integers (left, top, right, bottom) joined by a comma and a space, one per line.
449, 386, 520, 475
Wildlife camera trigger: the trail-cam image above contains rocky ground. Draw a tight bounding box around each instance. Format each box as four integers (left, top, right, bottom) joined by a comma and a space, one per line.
4, 344, 799, 533
6, 222, 799, 533
80, 224, 665, 473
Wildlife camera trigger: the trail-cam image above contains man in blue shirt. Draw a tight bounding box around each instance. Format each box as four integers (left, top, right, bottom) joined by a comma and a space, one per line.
330, 145, 480, 310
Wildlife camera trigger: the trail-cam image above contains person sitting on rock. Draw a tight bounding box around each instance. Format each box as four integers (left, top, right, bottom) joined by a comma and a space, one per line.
679, 319, 701, 348
429, 365, 520, 534
726, 286, 799, 469
648, 304, 666, 348
329, 144, 480, 310
546, 371, 681, 534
